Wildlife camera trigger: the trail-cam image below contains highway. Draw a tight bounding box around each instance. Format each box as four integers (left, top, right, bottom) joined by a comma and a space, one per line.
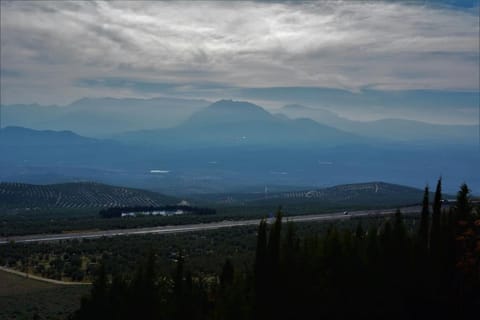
0, 206, 421, 245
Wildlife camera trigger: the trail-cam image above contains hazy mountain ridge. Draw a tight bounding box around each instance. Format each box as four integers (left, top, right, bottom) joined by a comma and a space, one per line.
279, 104, 477, 143
1, 100, 478, 194
1, 97, 210, 137
0, 126, 99, 146
3, 97, 476, 144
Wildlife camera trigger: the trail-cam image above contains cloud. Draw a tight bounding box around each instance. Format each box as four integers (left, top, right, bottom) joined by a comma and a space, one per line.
0, 0, 478, 105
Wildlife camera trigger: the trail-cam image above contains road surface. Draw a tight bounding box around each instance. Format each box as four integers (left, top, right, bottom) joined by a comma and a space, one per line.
0, 206, 421, 245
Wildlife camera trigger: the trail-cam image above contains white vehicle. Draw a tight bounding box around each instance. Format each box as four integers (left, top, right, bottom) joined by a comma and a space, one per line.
343, 211, 349, 215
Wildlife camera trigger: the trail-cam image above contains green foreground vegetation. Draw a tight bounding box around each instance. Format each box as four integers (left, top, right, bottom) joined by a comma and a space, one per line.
70, 181, 478, 319
1, 181, 478, 319
2, 215, 400, 283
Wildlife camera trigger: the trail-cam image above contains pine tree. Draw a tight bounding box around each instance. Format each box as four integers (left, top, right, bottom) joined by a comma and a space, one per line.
253, 219, 268, 320
91, 263, 108, 303
174, 254, 184, 298
265, 209, 283, 320
393, 209, 406, 240
254, 219, 267, 281
266, 208, 282, 271
142, 251, 158, 320
355, 222, 364, 241
366, 225, 379, 265
282, 221, 298, 271
430, 178, 442, 253
78, 262, 110, 320
220, 259, 234, 288
419, 185, 430, 245
456, 183, 471, 221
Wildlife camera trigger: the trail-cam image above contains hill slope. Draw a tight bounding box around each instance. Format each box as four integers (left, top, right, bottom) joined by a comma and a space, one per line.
205, 182, 426, 207
0, 182, 176, 209
261, 182, 424, 205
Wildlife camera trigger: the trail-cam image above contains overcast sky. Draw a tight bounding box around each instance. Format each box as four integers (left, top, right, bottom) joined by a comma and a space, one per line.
0, 0, 479, 122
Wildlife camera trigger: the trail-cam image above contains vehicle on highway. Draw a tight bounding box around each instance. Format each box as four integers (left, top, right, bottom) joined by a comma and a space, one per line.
343, 211, 349, 215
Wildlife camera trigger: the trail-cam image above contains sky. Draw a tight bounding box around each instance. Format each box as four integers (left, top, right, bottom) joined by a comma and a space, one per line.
1, 0, 479, 123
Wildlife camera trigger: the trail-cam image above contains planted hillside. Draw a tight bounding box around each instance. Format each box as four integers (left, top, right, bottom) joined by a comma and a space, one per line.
0, 182, 176, 209
262, 182, 425, 204
205, 182, 427, 208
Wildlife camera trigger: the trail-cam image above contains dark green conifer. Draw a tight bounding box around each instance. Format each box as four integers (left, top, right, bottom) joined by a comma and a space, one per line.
431, 178, 442, 255
355, 222, 364, 240
419, 185, 430, 245
393, 209, 406, 242
253, 218, 268, 320
266, 208, 282, 270
254, 219, 267, 280
220, 259, 234, 288
456, 183, 471, 221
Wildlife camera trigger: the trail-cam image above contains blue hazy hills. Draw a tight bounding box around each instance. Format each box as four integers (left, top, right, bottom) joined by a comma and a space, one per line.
0, 99, 478, 194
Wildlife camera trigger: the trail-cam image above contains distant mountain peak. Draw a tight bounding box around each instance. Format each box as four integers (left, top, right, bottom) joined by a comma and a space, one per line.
209, 99, 268, 111
282, 104, 313, 111
184, 99, 274, 126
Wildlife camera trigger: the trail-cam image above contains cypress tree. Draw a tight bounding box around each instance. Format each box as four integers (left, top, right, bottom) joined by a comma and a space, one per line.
393, 209, 406, 254
419, 185, 430, 245
282, 221, 297, 270
266, 208, 283, 271
92, 263, 108, 301
220, 259, 234, 288
355, 222, 364, 241
456, 183, 471, 221
81, 263, 109, 320
265, 208, 282, 319
284, 221, 296, 252
253, 219, 268, 320
254, 219, 267, 281
143, 251, 158, 320
430, 178, 442, 253
366, 225, 379, 265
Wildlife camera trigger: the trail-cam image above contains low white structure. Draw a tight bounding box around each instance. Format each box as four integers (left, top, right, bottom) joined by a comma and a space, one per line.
121, 210, 185, 218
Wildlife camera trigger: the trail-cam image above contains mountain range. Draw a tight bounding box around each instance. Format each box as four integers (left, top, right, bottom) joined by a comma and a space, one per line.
116, 100, 361, 147
279, 104, 477, 144
1, 97, 209, 137
1, 99, 478, 194
2, 97, 477, 144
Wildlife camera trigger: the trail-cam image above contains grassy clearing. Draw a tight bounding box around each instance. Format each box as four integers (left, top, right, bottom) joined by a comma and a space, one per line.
0, 270, 89, 320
